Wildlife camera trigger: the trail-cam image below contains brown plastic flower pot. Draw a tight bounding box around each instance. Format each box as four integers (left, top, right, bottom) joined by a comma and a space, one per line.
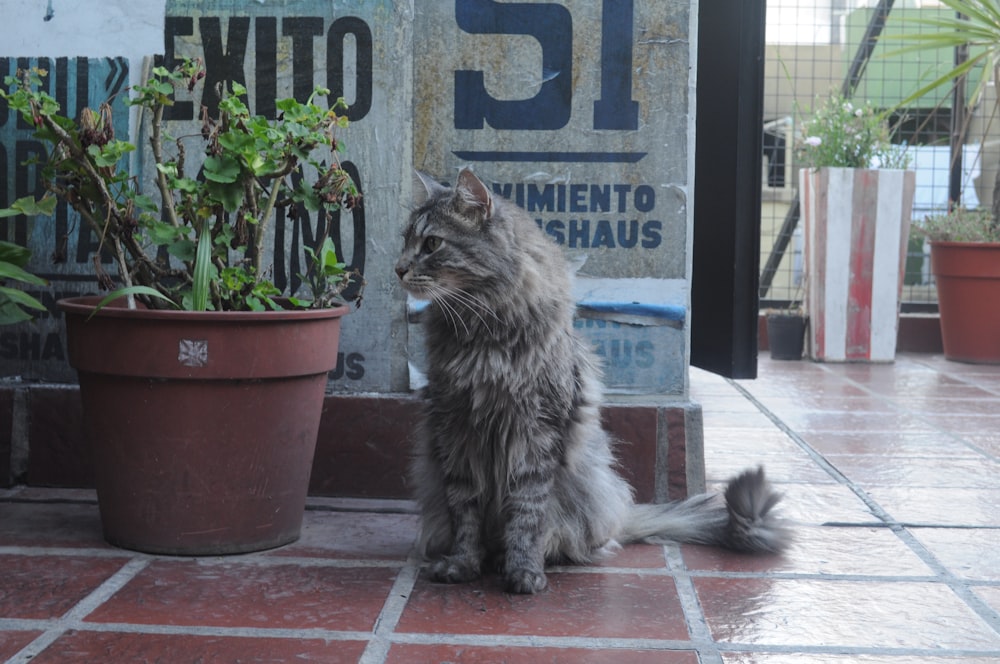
58, 296, 349, 555
930, 241, 1000, 364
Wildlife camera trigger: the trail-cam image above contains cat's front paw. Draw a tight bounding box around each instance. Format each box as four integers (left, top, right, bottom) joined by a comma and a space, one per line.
428, 555, 481, 584
504, 567, 547, 594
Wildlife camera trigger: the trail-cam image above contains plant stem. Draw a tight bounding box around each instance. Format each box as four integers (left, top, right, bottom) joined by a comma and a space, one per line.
110, 235, 136, 308
149, 102, 180, 229
254, 168, 289, 276
38, 114, 134, 281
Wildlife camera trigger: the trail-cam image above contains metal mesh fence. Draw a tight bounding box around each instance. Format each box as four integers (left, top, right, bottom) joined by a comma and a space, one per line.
759, 0, 993, 310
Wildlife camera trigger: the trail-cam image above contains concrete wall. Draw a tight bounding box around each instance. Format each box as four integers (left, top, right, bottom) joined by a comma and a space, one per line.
2, 0, 696, 398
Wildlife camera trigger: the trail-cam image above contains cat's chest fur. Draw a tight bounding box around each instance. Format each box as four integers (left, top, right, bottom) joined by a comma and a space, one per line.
421, 301, 579, 475
423, 298, 574, 399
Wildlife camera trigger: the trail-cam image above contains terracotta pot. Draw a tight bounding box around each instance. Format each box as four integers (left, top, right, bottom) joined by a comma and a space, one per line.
766, 313, 807, 361
930, 241, 1000, 364
58, 296, 349, 555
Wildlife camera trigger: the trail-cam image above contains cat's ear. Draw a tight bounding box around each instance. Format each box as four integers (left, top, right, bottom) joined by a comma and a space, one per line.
455, 168, 493, 221
412, 170, 447, 208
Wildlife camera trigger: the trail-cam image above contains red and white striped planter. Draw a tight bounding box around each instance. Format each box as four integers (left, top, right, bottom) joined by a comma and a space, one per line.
799, 167, 916, 362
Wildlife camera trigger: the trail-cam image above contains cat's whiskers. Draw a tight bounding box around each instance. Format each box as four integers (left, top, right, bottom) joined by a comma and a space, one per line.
426, 283, 471, 336
439, 286, 499, 332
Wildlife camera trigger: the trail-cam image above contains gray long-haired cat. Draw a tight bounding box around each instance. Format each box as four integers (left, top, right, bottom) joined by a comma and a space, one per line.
395, 168, 790, 594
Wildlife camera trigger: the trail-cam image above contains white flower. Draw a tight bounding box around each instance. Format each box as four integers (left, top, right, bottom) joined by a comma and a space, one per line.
855, 109, 863, 117
804, 136, 822, 147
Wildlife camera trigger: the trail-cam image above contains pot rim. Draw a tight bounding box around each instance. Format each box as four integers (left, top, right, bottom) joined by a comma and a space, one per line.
56, 295, 350, 322
929, 240, 1000, 250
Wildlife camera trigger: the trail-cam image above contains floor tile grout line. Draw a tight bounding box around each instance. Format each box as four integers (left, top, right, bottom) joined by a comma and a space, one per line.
371, 631, 1000, 657
511, 562, 986, 584
4, 557, 149, 664
711, 642, 1000, 657
3, 630, 64, 664
385, 632, 721, 652
0, 546, 412, 568
662, 544, 725, 664
0, 546, 141, 558
61, 558, 150, 622
172, 555, 405, 569
5, 620, 375, 640
665, 570, 989, 583
727, 374, 1000, 637
358, 550, 422, 664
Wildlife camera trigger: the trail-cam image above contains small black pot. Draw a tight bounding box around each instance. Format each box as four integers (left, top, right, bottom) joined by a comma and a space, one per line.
766, 313, 807, 361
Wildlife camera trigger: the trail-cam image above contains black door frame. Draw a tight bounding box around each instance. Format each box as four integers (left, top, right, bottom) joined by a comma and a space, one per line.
690, 0, 767, 379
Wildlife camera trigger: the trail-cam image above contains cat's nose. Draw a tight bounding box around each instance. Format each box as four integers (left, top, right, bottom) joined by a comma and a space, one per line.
395, 264, 408, 280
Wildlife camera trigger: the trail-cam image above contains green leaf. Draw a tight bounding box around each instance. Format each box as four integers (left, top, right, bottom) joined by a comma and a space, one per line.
218, 131, 255, 153
214, 224, 236, 247
218, 94, 249, 116
0, 261, 47, 287
0, 300, 35, 326
275, 98, 300, 113
293, 183, 322, 212
191, 220, 213, 311
0, 195, 58, 218
246, 153, 268, 176
148, 221, 189, 245
173, 177, 200, 194
155, 162, 177, 178
149, 79, 173, 95
205, 180, 245, 212
129, 193, 159, 213
166, 239, 196, 262
86, 140, 134, 168
89, 286, 177, 318
203, 154, 241, 183
0, 285, 46, 311
0, 241, 32, 268
320, 238, 339, 269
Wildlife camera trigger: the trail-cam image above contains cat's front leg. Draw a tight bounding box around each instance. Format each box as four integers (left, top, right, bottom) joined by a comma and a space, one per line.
502, 472, 553, 594
428, 481, 483, 584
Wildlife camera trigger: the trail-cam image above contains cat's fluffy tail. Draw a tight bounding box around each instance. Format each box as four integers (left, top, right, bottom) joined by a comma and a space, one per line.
620, 466, 791, 554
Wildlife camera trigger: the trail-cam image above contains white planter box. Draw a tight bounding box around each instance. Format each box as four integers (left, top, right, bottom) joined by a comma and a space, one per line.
799, 167, 916, 362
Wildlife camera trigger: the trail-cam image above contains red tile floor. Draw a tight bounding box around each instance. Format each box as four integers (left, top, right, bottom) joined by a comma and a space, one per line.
2, 353, 1000, 663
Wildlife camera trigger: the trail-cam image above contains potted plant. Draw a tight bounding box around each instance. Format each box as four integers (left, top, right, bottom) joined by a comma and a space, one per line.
0, 59, 363, 554
764, 304, 807, 361
795, 93, 915, 362
917, 208, 1000, 362
763, 281, 807, 361
886, 0, 1000, 363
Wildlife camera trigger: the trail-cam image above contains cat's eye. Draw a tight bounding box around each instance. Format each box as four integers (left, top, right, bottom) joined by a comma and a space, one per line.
422, 236, 442, 253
